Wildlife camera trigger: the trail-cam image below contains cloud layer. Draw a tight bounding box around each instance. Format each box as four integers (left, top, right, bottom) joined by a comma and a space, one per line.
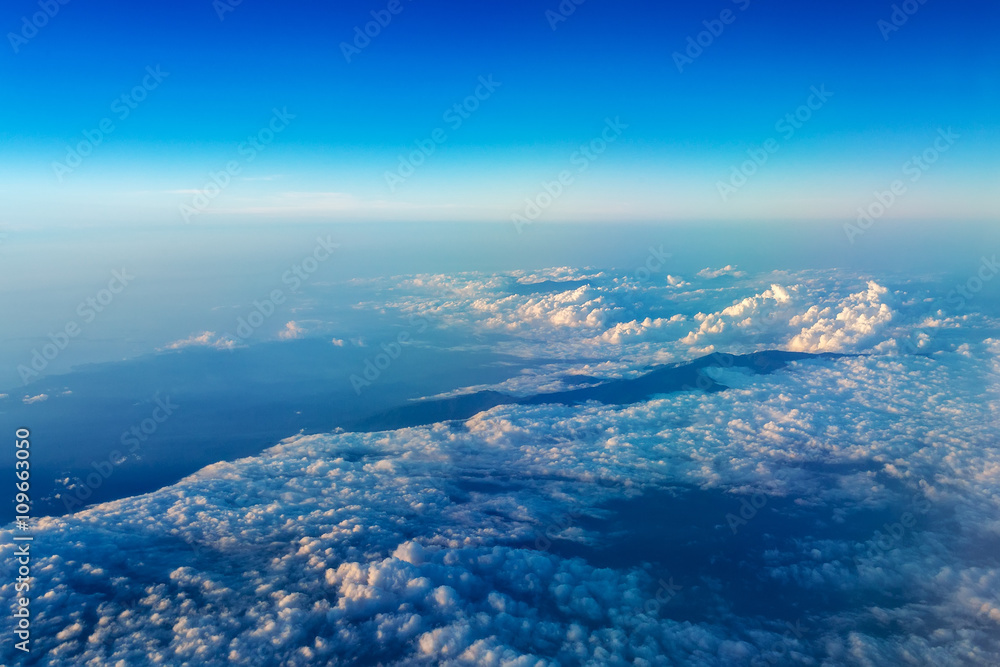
4, 344, 1000, 664
5, 267, 999, 664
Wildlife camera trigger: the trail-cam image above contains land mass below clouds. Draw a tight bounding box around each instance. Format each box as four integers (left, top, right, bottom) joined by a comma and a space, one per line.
5, 346, 840, 517
352, 350, 845, 431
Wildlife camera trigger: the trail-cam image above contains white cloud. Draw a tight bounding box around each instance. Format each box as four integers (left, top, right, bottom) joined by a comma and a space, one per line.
470, 284, 614, 331
4, 344, 1000, 664
697, 265, 746, 279
680, 283, 796, 349
342, 267, 988, 396
600, 314, 685, 344
278, 321, 306, 340
22, 393, 48, 404
5, 266, 999, 664
787, 280, 893, 352
161, 331, 240, 351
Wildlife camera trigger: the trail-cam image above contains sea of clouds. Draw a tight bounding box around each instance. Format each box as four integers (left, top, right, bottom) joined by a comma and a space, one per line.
4, 266, 999, 665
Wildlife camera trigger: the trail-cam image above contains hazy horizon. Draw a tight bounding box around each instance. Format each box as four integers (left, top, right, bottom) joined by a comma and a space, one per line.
2, 1, 999, 665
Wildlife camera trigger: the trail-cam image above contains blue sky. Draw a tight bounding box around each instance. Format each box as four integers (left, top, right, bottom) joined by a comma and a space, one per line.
1, 0, 998, 226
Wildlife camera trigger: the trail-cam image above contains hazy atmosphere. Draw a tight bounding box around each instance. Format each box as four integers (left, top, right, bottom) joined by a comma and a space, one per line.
2, 1, 999, 665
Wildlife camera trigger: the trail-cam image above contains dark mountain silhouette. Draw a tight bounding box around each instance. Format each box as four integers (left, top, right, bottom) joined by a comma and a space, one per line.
351, 350, 843, 431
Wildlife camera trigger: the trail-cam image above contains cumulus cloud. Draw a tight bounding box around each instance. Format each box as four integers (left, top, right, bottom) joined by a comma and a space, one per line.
787, 280, 893, 352
341, 266, 987, 397
162, 331, 240, 351
697, 265, 746, 279
4, 343, 1000, 664
22, 393, 48, 404
680, 283, 796, 349
675, 280, 900, 356
600, 314, 686, 344
470, 284, 615, 331
6, 266, 998, 664
278, 321, 306, 340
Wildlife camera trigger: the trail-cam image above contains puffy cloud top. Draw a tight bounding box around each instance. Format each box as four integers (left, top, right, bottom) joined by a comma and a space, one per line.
6, 267, 999, 664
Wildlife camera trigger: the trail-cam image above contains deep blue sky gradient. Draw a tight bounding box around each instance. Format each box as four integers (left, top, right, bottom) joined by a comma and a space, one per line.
1, 0, 998, 225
